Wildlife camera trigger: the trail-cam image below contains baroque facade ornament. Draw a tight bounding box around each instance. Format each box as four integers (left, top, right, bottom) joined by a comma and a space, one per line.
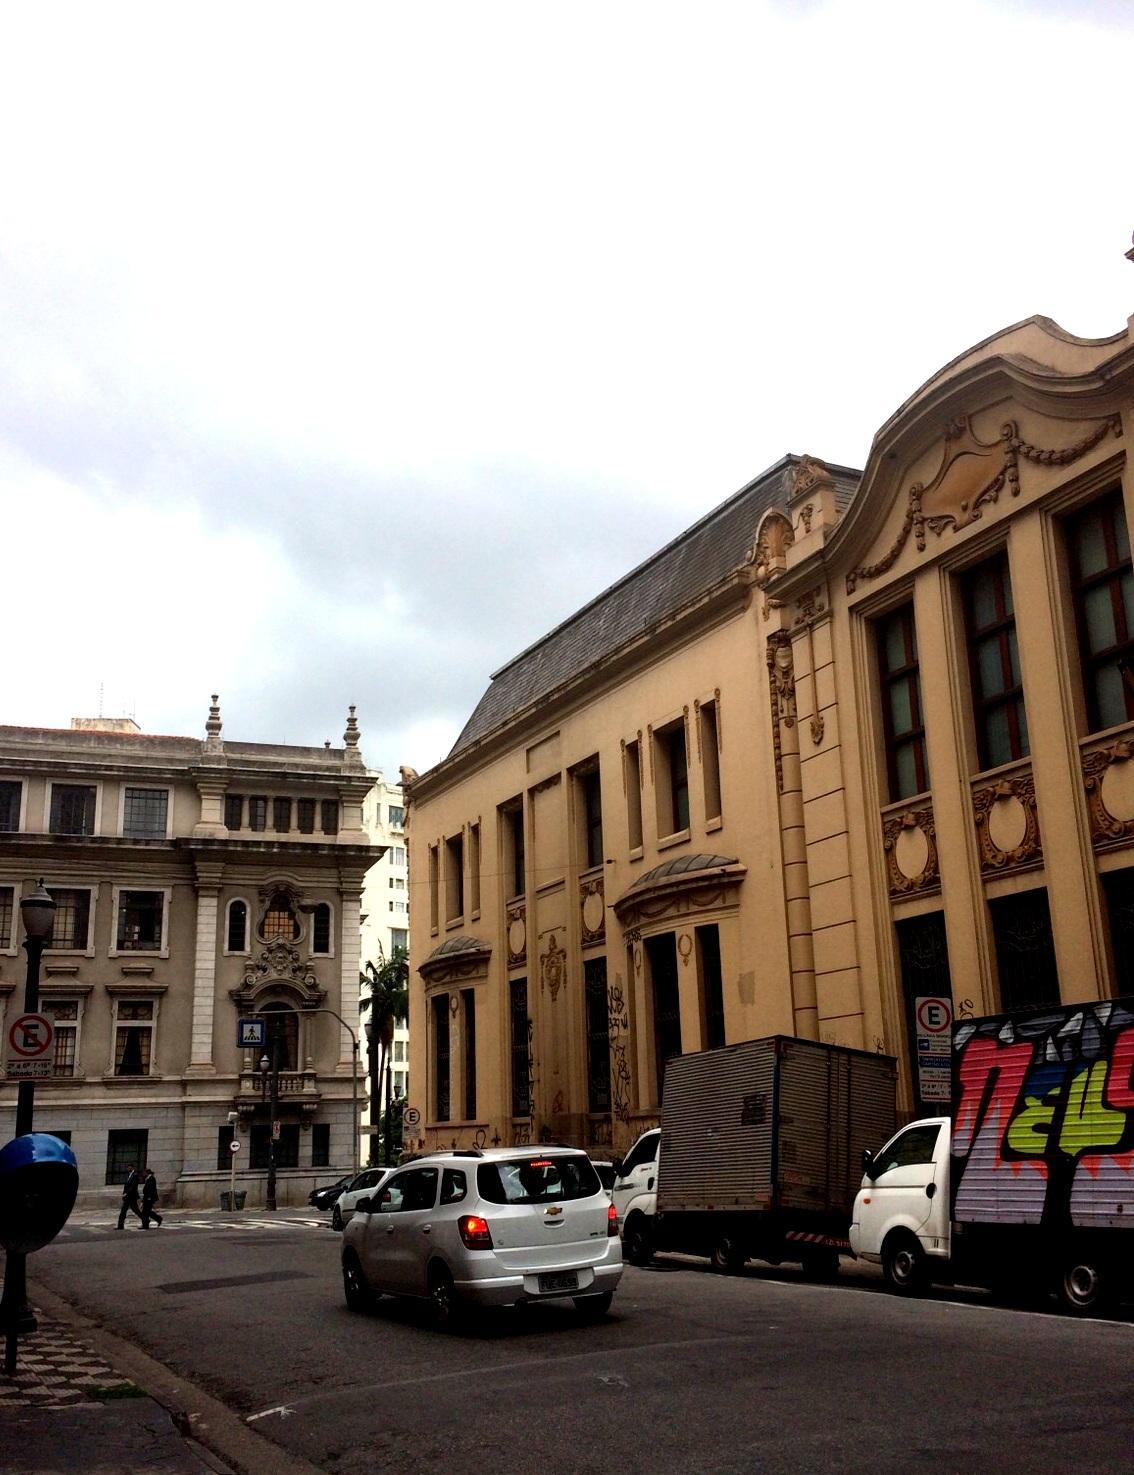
580, 877, 605, 946
846, 414, 1122, 594
791, 455, 833, 498
1083, 738, 1134, 848
881, 808, 940, 897
540, 932, 567, 1002
972, 774, 1043, 872
749, 509, 794, 586
766, 632, 796, 794
230, 941, 325, 1009
506, 902, 527, 968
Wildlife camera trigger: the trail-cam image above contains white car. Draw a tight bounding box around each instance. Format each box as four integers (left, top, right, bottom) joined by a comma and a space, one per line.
341, 1145, 622, 1325
332, 1166, 394, 1231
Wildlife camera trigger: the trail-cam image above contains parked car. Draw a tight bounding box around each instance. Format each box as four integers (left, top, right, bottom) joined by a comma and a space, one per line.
341, 1145, 622, 1326
333, 1166, 394, 1231
309, 1175, 353, 1212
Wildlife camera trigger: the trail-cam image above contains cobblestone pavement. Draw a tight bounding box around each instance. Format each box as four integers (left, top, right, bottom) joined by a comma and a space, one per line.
0, 1311, 139, 1409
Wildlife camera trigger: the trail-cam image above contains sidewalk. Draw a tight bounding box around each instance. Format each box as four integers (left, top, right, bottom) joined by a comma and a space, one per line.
0, 1305, 229, 1474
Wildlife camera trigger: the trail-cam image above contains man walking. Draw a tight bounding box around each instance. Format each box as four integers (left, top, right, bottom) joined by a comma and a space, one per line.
116, 1163, 143, 1230
141, 1166, 163, 1228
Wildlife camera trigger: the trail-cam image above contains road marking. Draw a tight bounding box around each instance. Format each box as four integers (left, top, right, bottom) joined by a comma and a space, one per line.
246, 1404, 296, 1422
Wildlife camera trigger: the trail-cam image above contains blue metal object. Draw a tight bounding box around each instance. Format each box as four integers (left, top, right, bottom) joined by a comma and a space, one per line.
0, 1133, 79, 1254
238, 1016, 266, 1048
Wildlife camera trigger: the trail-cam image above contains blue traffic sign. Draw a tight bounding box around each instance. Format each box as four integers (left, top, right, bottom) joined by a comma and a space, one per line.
238, 1016, 266, 1049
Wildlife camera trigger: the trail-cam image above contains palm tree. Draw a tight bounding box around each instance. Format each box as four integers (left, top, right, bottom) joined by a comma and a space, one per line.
359, 946, 409, 1166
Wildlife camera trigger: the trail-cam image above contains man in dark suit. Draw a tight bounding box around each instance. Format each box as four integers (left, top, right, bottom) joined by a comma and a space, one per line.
116, 1164, 143, 1229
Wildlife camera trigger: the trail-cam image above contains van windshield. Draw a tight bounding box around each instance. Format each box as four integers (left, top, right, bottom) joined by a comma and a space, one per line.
477, 1154, 601, 1205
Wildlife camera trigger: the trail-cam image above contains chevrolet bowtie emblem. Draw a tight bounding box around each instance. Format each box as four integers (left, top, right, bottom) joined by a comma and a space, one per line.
545, 1205, 563, 1216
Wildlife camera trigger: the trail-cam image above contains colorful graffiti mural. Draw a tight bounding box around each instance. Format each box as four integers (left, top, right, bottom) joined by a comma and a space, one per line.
952, 999, 1134, 1229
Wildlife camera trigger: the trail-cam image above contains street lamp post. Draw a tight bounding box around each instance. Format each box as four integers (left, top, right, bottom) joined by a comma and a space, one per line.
259, 1026, 279, 1211
306, 1008, 360, 1178
0, 881, 56, 1374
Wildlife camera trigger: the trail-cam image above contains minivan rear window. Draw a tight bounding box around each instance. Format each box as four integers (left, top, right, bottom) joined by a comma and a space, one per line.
477, 1154, 601, 1205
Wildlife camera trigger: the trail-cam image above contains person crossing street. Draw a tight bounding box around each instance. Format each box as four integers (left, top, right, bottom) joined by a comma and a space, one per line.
140, 1166, 164, 1228
116, 1164, 143, 1229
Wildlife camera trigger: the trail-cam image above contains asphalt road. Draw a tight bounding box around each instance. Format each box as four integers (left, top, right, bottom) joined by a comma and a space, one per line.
23, 1213, 1134, 1475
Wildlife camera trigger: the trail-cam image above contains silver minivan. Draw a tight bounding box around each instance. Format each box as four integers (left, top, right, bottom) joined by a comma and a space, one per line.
341, 1145, 622, 1325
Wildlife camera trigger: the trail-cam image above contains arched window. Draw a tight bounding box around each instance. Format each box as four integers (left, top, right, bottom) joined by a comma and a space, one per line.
226, 899, 248, 953
311, 903, 332, 955
258, 1002, 299, 1072
262, 891, 300, 943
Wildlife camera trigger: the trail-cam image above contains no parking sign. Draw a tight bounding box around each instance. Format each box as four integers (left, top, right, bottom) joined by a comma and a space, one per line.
6, 1013, 55, 1079
913, 995, 952, 1103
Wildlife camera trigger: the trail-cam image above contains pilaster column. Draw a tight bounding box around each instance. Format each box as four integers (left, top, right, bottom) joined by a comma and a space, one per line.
187, 861, 224, 1074
337, 873, 363, 1069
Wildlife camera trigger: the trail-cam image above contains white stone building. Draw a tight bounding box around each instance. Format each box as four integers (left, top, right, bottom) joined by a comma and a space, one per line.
359, 771, 409, 1160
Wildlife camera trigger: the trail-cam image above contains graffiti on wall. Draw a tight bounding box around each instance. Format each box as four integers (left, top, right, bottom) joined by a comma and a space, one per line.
608, 980, 632, 1125
952, 999, 1134, 1229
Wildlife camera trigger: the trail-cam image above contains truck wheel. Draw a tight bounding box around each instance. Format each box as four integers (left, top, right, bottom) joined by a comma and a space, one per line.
709, 1234, 746, 1275
1056, 1255, 1111, 1316
882, 1232, 928, 1295
622, 1214, 654, 1267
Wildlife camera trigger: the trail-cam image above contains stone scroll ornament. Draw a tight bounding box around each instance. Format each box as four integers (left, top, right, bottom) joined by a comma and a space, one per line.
1083, 738, 1134, 847
846, 414, 1122, 594
972, 775, 1042, 872
881, 807, 940, 897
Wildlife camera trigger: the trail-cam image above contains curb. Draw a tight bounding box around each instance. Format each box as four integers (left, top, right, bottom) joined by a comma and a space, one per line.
25, 1277, 326, 1475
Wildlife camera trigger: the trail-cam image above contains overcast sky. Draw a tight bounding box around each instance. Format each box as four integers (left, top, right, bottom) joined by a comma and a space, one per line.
0, 1, 1130, 777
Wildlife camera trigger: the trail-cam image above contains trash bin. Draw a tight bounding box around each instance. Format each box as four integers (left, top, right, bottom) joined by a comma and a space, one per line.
220, 1191, 247, 1211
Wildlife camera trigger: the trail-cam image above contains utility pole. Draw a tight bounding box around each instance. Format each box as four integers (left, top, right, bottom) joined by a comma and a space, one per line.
259, 1023, 279, 1211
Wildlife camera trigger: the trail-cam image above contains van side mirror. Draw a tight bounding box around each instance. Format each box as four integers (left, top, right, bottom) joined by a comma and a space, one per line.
354, 1196, 372, 1215
861, 1149, 875, 1180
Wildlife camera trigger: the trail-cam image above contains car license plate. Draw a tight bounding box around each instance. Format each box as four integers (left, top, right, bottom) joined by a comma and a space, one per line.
539, 1271, 579, 1293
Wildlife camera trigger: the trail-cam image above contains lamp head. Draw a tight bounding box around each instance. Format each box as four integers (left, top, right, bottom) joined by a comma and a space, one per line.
21, 881, 56, 942
259, 1054, 270, 1073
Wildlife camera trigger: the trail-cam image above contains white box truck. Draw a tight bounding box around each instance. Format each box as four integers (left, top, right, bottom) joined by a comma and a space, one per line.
850, 996, 1134, 1313
612, 1036, 896, 1276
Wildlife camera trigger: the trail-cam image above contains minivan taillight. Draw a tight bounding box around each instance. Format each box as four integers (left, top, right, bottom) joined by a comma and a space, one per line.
608, 1202, 618, 1238
459, 1214, 493, 1249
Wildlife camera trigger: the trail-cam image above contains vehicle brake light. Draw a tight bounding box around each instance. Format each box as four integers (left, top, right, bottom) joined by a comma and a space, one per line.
608, 1202, 618, 1238
528, 1160, 554, 1169
459, 1214, 493, 1249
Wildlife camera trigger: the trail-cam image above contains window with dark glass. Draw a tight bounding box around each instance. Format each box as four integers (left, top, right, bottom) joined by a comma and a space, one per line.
646, 932, 682, 1098
388, 805, 404, 827
432, 994, 451, 1122
877, 604, 928, 800
248, 796, 268, 832
227, 899, 248, 952
0, 780, 21, 832
963, 554, 1028, 770
624, 740, 643, 850
429, 844, 439, 930
700, 701, 722, 821
258, 1003, 299, 1071
445, 832, 464, 921
311, 1123, 331, 1168
655, 722, 689, 837
579, 765, 604, 869
321, 801, 339, 835
273, 797, 291, 833
123, 787, 168, 840
697, 925, 726, 1050
390, 927, 408, 953
105, 1128, 147, 1185
114, 1001, 154, 1075
584, 957, 611, 1114
1068, 491, 1134, 733
224, 794, 243, 831
311, 903, 331, 954
250, 1123, 299, 1169
896, 911, 953, 1113
48, 889, 91, 950
50, 784, 96, 835
462, 988, 476, 1120
989, 889, 1060, 1012
1102, 868, 1134, 995
510, 977, 530, 1117
0, 886, 12, 949
296, 799, 316, 833
262, 892, 299, 943
45, 1000, 78, 1076
503, 803, 525, 899
469, 823, 481, 915
116, 890, 164, 951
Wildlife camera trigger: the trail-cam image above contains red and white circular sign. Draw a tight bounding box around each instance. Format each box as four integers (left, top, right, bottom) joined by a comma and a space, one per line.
8, 1013, 55, 1058
915, 997, 952, 1035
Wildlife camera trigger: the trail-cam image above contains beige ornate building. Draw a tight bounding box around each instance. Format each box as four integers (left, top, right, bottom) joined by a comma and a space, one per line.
0, 701, 379, 1205
407, 277, 1134, 1154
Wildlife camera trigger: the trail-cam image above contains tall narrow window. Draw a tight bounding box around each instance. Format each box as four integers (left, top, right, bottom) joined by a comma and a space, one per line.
45, 1000, 78, 1077
462, 988, 476, 1120
122, 787, 168, 840
646, 933, 682, 1100
0, 886, 13, 949
624, 740, 643, 850
50, 784, 96, 836
227, 899, 248, 953
1103, 867, 1134, 995
502, 801, 525, 900
877, 604, 928, 800
248, 796, 268, 832
259, 1003, 299, 1071
445, 832, 464, 922
429, 844, 440, 931
106, 1129, 148, 1185
699, 701, 722, 821
989, 889, 1060, 1012
697, 925, 725, 1050
311, 903, 332, 954
895, 911, 953, 1114
273, 797, 292, 833
116, 890, 164, 951
1068, 490, 1134, 733
225, 794, 244, 831
584, 958, 611, 1114
578, 765, 604, 869
509, 978, 530, 1118
963, 554, 1028, 770
48, 889, 91, 951
114, 1001, 155, 1076
469, 823, 481, 916
0, 780, 20, 832
321, 801, 339, 835
432, 994, 451, 1122
654, 722, 690, 838
296, 799, 316, 833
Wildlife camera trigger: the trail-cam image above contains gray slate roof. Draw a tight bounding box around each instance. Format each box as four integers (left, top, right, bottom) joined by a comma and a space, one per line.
451, 454, 859, 755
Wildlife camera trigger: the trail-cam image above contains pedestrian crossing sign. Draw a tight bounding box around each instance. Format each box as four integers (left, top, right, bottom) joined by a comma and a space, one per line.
238, 1017, 266, 1048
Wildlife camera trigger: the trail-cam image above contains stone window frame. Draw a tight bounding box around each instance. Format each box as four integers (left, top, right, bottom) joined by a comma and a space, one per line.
109, 883, 172, 958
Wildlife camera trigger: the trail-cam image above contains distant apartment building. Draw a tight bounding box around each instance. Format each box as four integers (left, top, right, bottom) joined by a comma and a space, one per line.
360, 772, 409, 1156
406, 279, 1134, 1156
0, 701, 379, 1205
